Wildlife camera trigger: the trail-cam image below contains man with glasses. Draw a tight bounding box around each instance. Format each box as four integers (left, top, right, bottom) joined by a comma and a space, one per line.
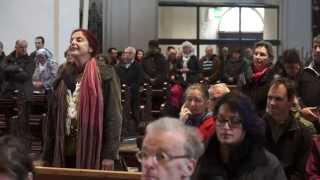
137, 117, 204, 180
264, 77, 315, 180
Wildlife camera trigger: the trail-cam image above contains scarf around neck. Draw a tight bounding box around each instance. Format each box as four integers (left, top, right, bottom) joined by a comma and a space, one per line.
76, 58, 104, 169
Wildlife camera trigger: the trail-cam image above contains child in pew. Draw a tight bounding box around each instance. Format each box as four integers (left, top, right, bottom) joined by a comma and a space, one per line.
0, 135, 34, 180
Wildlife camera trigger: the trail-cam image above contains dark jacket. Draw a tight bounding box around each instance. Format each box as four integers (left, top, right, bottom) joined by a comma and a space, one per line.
142, 49, 167, 85
116, 60, 143, 96
176, 55, 200, 86
264, 113, 314, 180
222, 58, 248, 85
306, 135, 320, 180
43, 60, 122, 165
298, 63, 320, 107
1, 51, 34, 100
241, 67, 275, 116
194, 137, 286, 180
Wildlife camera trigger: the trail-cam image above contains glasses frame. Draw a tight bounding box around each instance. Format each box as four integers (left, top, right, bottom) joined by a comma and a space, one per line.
136, 150, 190, 164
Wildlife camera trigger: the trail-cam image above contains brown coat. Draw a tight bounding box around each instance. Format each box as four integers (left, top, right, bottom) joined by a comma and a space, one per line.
42, 60, 122, 168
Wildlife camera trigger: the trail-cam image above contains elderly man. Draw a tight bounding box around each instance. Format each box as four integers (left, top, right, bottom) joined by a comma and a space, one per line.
208, 83, 230, 111
138, 117, 204, 180
264, 77, 315, 180
115, 46, 143, 136
1, 39, 34, 99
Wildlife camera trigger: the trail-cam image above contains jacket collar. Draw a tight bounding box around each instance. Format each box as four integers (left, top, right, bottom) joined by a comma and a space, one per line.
305, 62, 320, 77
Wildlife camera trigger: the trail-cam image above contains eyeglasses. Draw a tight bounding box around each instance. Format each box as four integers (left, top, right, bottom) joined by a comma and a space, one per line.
136, 150, 190, 164
216, 115, 242, 128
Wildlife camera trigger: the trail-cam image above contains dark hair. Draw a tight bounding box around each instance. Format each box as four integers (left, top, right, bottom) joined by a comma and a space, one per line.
167, 46, 175, 51
35, 36, 45, 44
282, 48, 302, 65
0, 135, 33, 180
313, 34, 320, 44
254, 40, 274, 61
270, 77, 296, 101
71, 28, 99, 57
213, 92, 265, 145
108, 47, 117, 53
148, 40, 159, 49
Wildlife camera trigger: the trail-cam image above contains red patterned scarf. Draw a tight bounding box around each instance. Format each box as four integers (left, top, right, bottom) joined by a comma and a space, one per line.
252, 67, 271, 82
76, 58, 104, 169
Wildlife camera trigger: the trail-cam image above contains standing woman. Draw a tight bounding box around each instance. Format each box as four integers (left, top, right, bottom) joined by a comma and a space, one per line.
43, 29, 122, 170
179, 83, 215, 142
195, 92, 286, 180
241, 41, 275, 115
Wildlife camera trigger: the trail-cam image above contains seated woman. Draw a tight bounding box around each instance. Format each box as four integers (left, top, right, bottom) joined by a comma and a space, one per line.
179, 83, 215, 142
0, 135, 34, 180
195, 92, 287, 180
32, 48, 58, 93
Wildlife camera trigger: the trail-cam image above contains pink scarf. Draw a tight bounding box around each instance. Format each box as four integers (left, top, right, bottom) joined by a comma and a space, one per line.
76, 58, 104, 169
252, 67, 271, 82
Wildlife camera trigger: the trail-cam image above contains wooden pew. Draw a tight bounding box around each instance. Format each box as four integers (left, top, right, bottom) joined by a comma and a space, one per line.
34, 167, 141, 180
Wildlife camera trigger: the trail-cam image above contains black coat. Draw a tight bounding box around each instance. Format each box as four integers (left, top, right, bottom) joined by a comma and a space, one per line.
176, 55, 200, 86
194, 136, 286, 180
116, 60, 143, 96
298, 65, 320, 107
1, 51, 34, 100
241, 67, 276, 116
142, 50, 168, 85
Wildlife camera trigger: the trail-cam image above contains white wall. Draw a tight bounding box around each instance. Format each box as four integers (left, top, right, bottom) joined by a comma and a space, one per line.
0, 0, 79, 64
103, 0, 158, 52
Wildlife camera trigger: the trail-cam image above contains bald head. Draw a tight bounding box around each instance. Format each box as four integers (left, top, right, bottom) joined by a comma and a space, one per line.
15, 39, 28, 57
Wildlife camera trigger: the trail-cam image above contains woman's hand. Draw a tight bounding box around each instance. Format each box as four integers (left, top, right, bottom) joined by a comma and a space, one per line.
179, 103, 191, 123
300, 107, 320, 122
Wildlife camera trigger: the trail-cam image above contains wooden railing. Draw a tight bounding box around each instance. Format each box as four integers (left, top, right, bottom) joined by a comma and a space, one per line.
34, 166, 141, 180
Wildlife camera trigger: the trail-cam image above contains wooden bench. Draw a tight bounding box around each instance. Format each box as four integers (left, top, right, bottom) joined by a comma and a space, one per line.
34, 166, 141, 180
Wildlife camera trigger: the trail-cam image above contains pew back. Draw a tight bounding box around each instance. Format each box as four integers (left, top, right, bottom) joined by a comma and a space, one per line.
34, 167, 141, 180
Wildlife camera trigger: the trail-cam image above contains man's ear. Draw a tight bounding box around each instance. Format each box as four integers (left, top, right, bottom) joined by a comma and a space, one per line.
182, 159, 197, 177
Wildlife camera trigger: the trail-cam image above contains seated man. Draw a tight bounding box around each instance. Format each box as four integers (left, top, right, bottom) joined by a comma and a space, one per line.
137, 117, 204, 180
264, 77, 315, 180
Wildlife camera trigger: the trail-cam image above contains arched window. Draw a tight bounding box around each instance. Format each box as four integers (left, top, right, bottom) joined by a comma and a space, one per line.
218, 7, 264, 32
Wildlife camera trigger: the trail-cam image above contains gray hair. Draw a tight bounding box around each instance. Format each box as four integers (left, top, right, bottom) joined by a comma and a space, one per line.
126, 46, 136, 56
208, 83, 230, 95
0, 41, 3, 49
146, 117, 204, 160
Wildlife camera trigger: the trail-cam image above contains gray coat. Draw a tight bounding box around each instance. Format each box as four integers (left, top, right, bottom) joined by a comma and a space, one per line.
32, 61, 58, 90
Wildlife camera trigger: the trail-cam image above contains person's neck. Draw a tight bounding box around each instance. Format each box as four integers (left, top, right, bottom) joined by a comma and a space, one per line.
75, 54, 91, 72
220, 144, 231, 163
271, 113, 289, 126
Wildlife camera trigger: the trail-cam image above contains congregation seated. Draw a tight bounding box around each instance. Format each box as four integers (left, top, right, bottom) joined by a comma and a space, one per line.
194, 92, 287, 180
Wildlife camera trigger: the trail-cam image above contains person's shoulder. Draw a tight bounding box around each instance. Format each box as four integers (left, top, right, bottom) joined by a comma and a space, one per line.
97, 58, 116, 81
262, 148, 283, 170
